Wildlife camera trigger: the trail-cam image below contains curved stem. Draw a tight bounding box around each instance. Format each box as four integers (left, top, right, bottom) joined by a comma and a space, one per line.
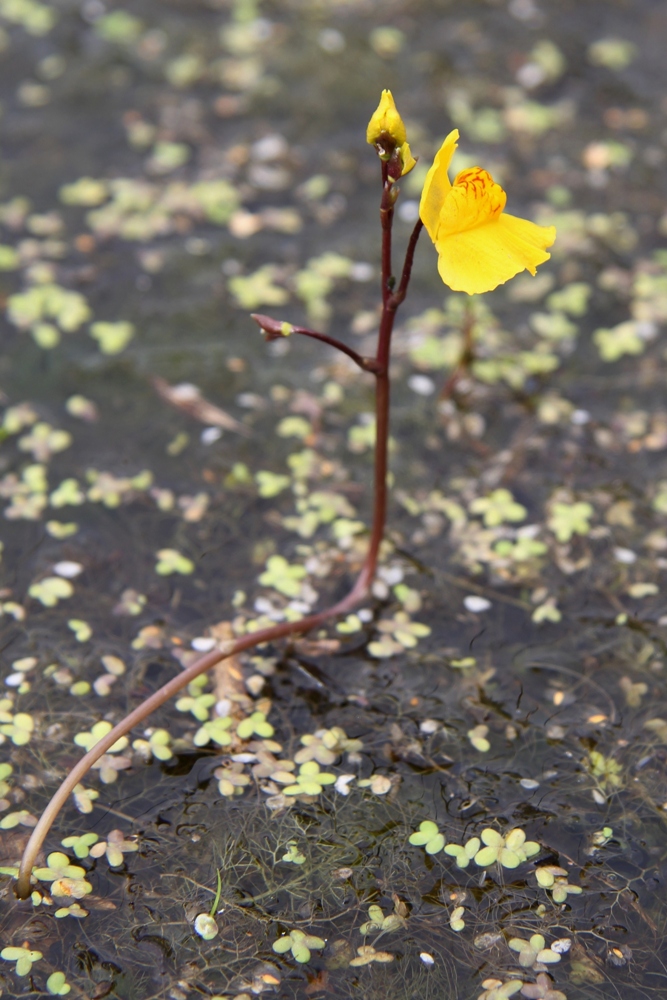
250, 314, 380, 373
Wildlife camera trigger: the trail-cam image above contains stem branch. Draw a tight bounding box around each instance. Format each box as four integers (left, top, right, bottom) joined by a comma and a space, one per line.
251, 314, 379, 373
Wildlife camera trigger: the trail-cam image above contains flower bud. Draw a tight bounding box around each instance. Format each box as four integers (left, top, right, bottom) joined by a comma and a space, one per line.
366, 89, 407, 152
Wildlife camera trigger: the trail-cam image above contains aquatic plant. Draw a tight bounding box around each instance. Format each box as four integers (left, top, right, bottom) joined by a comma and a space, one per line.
15, 89, 555, 897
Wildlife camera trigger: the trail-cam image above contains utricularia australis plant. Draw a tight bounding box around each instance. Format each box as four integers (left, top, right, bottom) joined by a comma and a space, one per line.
16, 89, 555, 897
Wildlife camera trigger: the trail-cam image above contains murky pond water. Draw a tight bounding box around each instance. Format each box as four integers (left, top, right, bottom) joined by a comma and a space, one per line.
1, 1, 667, 998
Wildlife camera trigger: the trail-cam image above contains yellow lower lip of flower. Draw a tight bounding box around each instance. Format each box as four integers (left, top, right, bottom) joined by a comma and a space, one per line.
435, 212, 556, 295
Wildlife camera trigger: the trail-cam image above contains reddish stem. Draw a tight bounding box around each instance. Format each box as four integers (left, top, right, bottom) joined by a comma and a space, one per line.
391, 219, 423, 307
250, 314, 380, 373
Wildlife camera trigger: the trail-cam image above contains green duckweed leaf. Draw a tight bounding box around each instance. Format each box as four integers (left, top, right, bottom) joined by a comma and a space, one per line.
155, 548, 195, 575
89, 321, 135, 354
46, 971, 71, 995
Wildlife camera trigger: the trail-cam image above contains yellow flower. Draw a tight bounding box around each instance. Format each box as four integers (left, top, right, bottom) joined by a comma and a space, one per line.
419, 129, 556, 295
366, 89, 407, 148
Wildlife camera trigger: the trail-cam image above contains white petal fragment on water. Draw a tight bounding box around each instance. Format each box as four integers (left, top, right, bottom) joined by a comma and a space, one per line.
464, 595, 492, 613
53, 561, 84, 578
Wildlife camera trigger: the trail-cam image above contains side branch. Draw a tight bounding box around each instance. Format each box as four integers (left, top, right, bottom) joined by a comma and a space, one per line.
390, 218, 423, 309
251, 314, 380, 373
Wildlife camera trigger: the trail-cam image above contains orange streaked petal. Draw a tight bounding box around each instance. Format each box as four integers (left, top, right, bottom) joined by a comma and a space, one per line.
435, 213, 556, 295
419, 129, 459, 242
437, 167, 506, 238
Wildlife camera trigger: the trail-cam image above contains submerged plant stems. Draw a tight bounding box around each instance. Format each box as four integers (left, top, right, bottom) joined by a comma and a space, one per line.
16, 175, 424, 900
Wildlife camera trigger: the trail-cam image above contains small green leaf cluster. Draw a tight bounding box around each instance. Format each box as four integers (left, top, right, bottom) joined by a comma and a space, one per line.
409, 823, 540, 870
272, 928, 325, 963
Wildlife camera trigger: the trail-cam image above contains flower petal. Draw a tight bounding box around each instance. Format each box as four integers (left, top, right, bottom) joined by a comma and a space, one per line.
435, 213, 556, 295
419, 129, 459, 241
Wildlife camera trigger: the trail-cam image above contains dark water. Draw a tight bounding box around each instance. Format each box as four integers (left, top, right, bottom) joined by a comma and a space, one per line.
1, 1, 667, 998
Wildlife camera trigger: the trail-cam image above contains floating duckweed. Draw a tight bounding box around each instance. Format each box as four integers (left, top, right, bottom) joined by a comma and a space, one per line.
89, 320, 135, 355
408, 820, 445, 855
594, 321, 644, 361
368, 611, 431, 658
229, 266, 289, 310
0, 244, 19, 269
46, 971, 71, 995
132, 728, 173, 760
282, 761, 336, 796
547, 501, 593, 542
0, 809, 37, 828
470, 489, 527, 527
237, 710, 274, 740
175, 690, 216, 721
478, 979, 523, 1000
94, 10, 143, 44
67, 619, 92, 642
147, 141, 191, 175
0, 0, 55, 34
50, 479, 85, 507
258, 555, 307, 598
73, 720, 129, 754
272, 928, 325, 964
532, 598, 562, 624
350, 944, 394, 966
474, 828, 540, 869
0, 712, 35, 746
60, 832, 99, 859
255, 470, 291, 498
359, 903, 404, 935
28, 575, 74, 607
357, 773, 392, 795
0, 944, 43, 977
72, 784, 98, 814
294, 726, 359, 765
54, 903, 88, 920
509, 935, 552, 969
588, 37, 637, 70
193, 716, 234, 746
449, 905, 465, 931
588, 750, 622, 789
89, 829, 138, 866
0, 762, 12, 796
468, 724, 491, 752
155, 548, 195, 575
33, 851, 93, 898
281, 841, 306, 865
59, 177, 109, 206
520, 973, 567, 1000
214, 762, 250, 797
69, 681, 91, 696
535, 864, 583, 902
6, 283, 91, 343
336, 613, 364, 634
444, 836, 481, 868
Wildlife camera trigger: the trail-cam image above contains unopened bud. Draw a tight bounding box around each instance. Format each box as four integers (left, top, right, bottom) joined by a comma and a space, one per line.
366, 89, 407, 153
